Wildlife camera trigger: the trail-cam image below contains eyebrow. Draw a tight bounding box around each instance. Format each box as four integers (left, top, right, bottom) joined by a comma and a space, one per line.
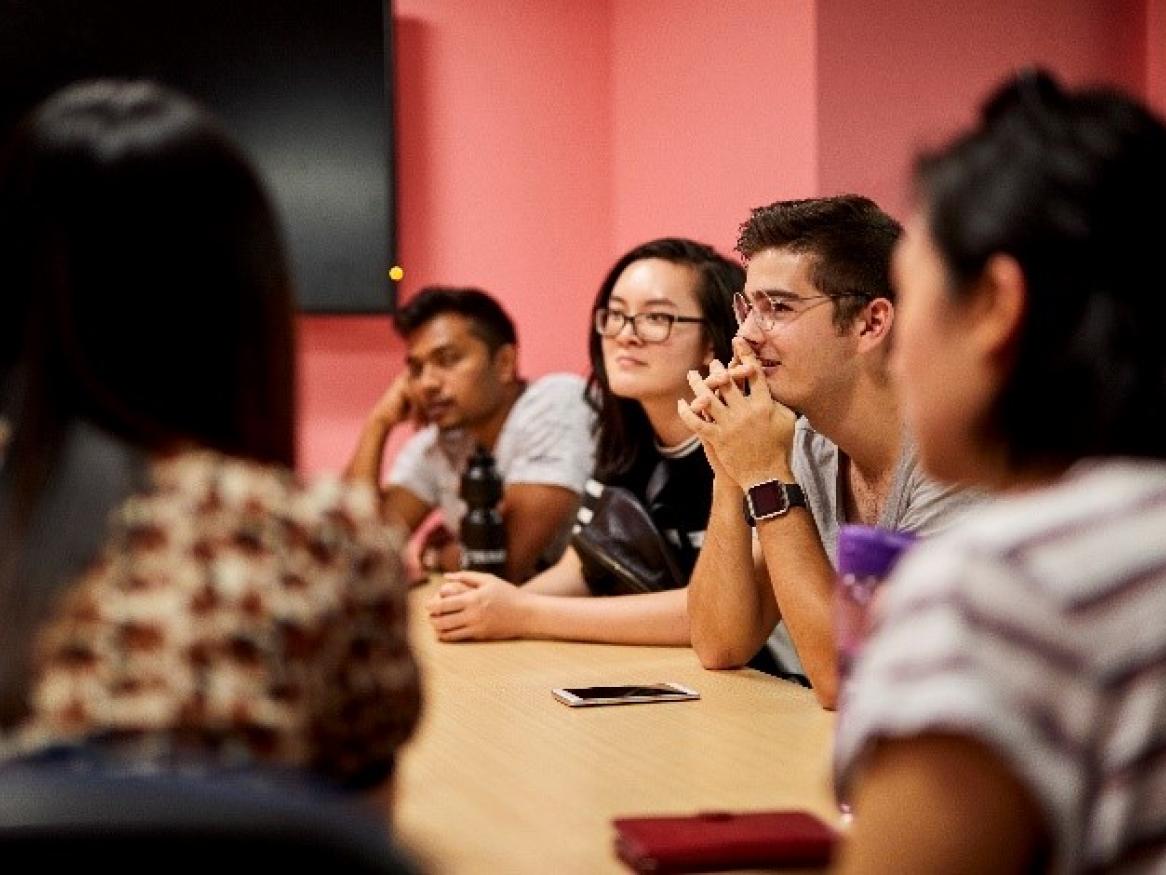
406, 343, 457, 366
749, 288, 799, 300
607, 295, 680, 309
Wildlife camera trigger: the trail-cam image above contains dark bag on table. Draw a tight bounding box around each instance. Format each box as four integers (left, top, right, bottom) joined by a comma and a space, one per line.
571, 484, 686, 596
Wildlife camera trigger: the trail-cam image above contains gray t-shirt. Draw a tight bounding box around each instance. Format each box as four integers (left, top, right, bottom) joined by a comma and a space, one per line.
767, 417, 983, 674
388, 372, 595, 565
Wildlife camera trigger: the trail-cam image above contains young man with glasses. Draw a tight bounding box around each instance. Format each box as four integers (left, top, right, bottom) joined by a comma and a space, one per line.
346, 286, 594, 581
679, 196, 979, 708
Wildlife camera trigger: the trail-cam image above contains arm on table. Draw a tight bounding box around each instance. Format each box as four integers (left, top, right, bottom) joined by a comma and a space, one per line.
426, 546, 690, 645
679, 342, 839, 707
502, 482, 580, 582
754, 507, 839, 708
686, 476, 780, 669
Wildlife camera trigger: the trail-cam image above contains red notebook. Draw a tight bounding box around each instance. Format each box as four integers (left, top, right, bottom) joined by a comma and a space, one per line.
613, 809, 837, 873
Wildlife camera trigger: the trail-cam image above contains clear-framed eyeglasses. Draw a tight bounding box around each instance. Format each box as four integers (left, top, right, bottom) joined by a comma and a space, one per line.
732, 291, 872, 332
594, 308, 705, 343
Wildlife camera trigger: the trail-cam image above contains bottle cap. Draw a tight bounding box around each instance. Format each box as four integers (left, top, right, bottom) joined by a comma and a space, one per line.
460, 444, 503, 506
837, 524, 915, 579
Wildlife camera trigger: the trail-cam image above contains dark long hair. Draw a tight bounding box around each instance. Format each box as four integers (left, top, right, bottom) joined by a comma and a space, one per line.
916, 69, 1166, 466
587, 238, 742, 480
0, 80, 296, 725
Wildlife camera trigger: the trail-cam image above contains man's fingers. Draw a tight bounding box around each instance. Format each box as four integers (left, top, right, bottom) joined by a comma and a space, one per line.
677, 399, 714, 435
732, 338, 770, 402
686, 369, 725, 413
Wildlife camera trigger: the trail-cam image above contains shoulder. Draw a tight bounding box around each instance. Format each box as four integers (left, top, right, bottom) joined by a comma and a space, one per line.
793, 417, 836, 464
503, 374, 594, 445
393, 424, 441, 463
838, 460, 1166, 867
884, 439, 982, 535
510, 373, 590, 419
148, 450, 403, 556
876, 459, 1166, 671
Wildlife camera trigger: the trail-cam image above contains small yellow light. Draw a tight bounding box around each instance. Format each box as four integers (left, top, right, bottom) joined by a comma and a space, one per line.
388, 265, 405, 282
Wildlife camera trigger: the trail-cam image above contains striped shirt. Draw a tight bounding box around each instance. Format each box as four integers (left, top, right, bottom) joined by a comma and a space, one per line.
835, 458, 1166, 874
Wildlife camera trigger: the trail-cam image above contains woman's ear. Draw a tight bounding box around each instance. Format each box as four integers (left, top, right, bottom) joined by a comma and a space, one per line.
971, 254, 1026, 360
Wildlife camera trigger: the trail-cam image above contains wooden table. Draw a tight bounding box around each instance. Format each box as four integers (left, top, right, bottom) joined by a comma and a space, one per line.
394, 582, 839, 873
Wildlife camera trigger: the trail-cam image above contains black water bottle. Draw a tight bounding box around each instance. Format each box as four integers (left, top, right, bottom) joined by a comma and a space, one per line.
459, 444, 507, 575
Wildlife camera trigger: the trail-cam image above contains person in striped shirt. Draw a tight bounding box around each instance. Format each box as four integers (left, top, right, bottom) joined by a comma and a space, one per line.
833, 70, 1166, 873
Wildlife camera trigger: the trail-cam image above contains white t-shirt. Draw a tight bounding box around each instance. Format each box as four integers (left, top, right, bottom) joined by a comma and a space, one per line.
835, 458, 1166, 874
388, 373, 595, 565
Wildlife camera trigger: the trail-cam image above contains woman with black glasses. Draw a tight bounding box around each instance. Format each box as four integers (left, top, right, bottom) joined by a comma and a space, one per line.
425, 238, 741, 645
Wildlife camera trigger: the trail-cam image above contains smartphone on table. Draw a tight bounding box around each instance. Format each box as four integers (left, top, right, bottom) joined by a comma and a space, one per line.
551, 682, 699, 707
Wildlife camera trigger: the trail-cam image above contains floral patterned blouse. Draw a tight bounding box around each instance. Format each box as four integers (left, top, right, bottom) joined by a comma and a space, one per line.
9, 449, 421, 790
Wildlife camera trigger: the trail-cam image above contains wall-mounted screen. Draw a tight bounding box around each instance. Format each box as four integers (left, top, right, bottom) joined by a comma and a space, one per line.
0, 0, 396, 313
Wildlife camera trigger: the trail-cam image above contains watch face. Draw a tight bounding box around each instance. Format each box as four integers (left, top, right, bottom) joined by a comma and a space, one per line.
749, 482, 789, 519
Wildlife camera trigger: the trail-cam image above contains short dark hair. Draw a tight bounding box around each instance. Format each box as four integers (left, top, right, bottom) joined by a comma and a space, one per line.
916, 69, 1166, 466
736, 195, 902, 327
394, 286, 517, 354
587, 238, 743, 479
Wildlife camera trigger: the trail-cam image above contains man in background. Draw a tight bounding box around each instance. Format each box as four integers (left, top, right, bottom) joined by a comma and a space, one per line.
347, 286, 594, 581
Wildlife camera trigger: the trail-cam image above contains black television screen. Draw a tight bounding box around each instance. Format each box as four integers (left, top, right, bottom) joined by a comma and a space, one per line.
0, 0, 396, 313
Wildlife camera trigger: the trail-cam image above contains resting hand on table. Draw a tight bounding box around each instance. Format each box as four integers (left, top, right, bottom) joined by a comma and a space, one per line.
677, 338, 798, 488
425, 571, 528, 641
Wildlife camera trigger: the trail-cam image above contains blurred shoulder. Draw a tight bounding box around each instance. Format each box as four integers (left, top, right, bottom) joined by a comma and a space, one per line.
146, 448, 402, 551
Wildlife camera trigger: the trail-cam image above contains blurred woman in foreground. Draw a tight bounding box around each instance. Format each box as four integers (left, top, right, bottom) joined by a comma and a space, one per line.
0, 80, 420, 797
834, 71, 1166, 873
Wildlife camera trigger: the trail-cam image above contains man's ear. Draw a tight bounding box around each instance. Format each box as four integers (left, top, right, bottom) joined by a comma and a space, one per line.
492, 343, 518, 383
855, 297, 895, 350
970, 254, 1026, 361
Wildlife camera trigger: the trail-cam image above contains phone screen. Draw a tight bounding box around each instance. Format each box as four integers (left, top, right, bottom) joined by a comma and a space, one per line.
552, 683, 699, 706
564, 685, 685, 700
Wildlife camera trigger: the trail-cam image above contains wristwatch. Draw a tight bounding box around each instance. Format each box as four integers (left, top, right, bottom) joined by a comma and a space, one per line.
743, 479, 807, 526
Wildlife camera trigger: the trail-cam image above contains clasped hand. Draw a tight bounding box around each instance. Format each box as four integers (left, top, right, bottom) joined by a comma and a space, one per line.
677, 337, 797, 488
425, 572, 525, 641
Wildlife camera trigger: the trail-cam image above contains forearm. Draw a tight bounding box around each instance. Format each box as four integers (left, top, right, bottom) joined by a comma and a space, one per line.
521, 547, 589, 596
755, 510, 839, 707
520, 587, 690, 645
688, 479, 774, 668
345, 416, 394, 488
502, 483, 580, 582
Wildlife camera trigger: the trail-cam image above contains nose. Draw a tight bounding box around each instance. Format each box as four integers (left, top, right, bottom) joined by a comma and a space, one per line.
735, 311, 766, 345
614, 316, 642, 345
415, 363, 443, 394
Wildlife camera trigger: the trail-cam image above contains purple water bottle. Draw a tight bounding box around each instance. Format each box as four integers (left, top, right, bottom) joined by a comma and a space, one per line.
835, 525, 916, 684
834, 524, 915, 819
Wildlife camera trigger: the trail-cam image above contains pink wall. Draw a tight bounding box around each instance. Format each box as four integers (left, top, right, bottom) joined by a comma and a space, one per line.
298, 1, 614, 475
610, 0, 817, 257
817, 0, 1148, 218
1150, 0, 1166, 117
298, 0, 1158, 475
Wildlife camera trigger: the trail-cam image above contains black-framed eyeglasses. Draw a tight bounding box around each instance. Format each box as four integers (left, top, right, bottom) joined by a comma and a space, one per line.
732, 291, 872, 332
594, 308, 705, 343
